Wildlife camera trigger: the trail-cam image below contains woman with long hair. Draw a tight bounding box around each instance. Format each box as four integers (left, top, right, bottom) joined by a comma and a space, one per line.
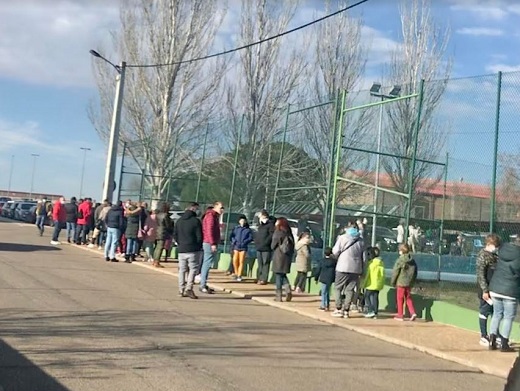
271, 217, 295, 302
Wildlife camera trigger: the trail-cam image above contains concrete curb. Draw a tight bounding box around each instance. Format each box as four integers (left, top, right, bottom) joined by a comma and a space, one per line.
66, 243, 508, 379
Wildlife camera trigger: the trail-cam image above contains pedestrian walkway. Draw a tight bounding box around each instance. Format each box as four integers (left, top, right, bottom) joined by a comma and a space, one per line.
71, 244, 516, 379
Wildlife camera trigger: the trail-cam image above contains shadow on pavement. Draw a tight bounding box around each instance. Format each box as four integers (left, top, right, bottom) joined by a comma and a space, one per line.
0, 243, 61, 252
0, 338, 71, 391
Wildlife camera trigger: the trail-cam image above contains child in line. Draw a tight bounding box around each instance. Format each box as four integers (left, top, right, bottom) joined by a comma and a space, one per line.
294, 232, 312, 293
362, 246, 385, 319
230, 215, 253, 282
391, 244, 418, 321
314, 247, 337, 311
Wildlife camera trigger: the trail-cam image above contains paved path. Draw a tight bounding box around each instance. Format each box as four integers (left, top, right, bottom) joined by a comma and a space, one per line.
0, 219, 507, 391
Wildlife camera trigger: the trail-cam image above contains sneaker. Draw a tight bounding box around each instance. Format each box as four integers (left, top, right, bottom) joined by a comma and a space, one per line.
50, 240, 60, 245
105, 257, 110, 262
195, 275, 201, 284
410, 314, 417, 322
480, 336, 490, 347
110, 258, 119, 263
185, 290, 198, 299
331, 309, 344, 318
97, 246, 103, 250
393, 316, 404, 321
364, 312, 376, 318
179, 290, 185, 297
87, 244, 95, 249
318, 307, 326, 311
295, 287, 302, 294
236, 276, 242, 282
199, 286, 214, 294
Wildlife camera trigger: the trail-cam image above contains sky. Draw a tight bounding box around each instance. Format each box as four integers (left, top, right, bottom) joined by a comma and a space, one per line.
0, 0, 519, 200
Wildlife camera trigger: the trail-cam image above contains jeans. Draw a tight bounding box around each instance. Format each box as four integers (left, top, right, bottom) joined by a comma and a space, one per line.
126, 238, 138, 256
66, 222, 76, 241
200, 243, 216, 288
490, 294, 518, 339
256, 251, 271, 282
52, 221, 62, 242
143, 240, 155, 260
96, 231, 106, 247
275, 273, 290, 291
320, 282, 331, 308
294, 271, 307, 291
35, 215, 45, 235
76, 224, 89, 244
365, 289, 380, 314
479, 298, 493, 337
178, 252, 199, 292
334, 272, 360, 311
396, 286, 416, 318
104, 227, 120, 260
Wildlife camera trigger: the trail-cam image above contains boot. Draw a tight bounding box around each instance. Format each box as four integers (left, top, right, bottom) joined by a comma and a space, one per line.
124, 255, 132, 263
274, 290, 282, 302
284, 285, 293, 302
501, 338, 515, 352
489, 334, 497, 351
131, 255, 137, 263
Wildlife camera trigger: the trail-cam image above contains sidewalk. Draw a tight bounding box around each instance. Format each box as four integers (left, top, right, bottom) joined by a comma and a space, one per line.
74, 245, 516, 379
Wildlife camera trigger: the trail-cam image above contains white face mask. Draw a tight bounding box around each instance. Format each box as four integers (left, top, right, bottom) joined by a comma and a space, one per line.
260, 217, 268, 224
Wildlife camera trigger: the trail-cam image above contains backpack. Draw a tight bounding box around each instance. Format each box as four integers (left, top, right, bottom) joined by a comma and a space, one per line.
279, 235, 294, 255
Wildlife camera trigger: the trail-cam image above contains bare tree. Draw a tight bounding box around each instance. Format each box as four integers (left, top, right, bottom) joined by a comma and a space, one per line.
382, 0, 452, 216
222, 0, 307, 216
90, 0, 227, 201
301, 0, 369, 213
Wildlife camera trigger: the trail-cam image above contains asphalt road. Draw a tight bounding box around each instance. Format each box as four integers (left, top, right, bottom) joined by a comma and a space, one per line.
0, 219, 506, 391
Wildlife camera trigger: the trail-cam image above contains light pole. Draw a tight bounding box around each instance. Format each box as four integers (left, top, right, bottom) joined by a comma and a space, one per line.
369, 83, 401, 246
90, 49, 126, 203
29, 154, 40, 199
7, 155, 14, 194
79, 147, 91, 198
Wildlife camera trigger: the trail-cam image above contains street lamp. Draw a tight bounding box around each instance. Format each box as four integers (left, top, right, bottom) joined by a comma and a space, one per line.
90, 49, 126, 203
7, 155, 14, 194
79, 147, 91, 198
369, 83, 401, 247
29, 154, 40, 199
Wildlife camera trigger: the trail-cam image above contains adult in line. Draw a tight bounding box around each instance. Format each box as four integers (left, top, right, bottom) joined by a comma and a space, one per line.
35, 198, 51, 237
95, 200, 111, 250
124, 202, 141, 263
488, 239, 520, 352
90, 199, 108, 249
136, 202, 149, 257
153, 202, 173, 268
174, 202, 202, 299
50, 196, 66, 245
64, 197, 78, 244
254, 210, 275, 285
200, 201, 224, 294
76, 198, 93, 245
331, 221, 365, 319
104, 201, 124, 262
271, 217, 295, 302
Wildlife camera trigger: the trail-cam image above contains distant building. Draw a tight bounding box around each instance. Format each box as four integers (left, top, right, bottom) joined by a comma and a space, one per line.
0, 189, 62, 201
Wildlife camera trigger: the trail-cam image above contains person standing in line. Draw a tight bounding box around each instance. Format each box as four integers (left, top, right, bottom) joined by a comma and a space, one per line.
230, 215, 253, 282
313, 247, 336, 311
396, 219, 405, 246
50, 197, 67, 245
95, 200, 111, 250
104, 201, 124, 262
391, 244, 418, 321
475, 233, 501, 347
143, 209, 158, 262
331, 221, 365, 319
76, 198, 93, 245
293, 231, 312, 293
199, 202, 224, 294
271, 217, 295, 302
254, 210, 275, 285
488, 240, 520, 352
152, 202, 173, 268
35, 198, 50, 237
136, 202, 149, 258
362, 246, 385, 319
64, 197, 78, 244
174, 202, 202, 299
124, 203, 141, 263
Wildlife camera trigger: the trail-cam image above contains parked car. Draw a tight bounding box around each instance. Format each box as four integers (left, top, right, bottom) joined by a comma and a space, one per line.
0, 201, 5, 216
364, 225, 398, 252
15, 202, 36, 221
1, 201, 14, 217
0, 197, 12, 203
7, 201, 18, 219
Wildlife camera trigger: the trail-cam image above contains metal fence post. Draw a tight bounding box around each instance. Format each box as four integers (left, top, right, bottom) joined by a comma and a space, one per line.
116, 141, 127, 202
405, 79, 425, 237
272, 105, 291, 215
490, 71, 502, 234
438, 152, 449, 281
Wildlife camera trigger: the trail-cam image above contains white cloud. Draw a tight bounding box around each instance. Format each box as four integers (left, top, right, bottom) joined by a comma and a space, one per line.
0, 0, 119, 88
362, 26, 401, 67
456, 27, 504, 36
450, 3, 508, 21
486, 64, 520, 73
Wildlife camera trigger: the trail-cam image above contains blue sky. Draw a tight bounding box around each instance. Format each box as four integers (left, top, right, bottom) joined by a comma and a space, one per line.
0, 0, 519, 200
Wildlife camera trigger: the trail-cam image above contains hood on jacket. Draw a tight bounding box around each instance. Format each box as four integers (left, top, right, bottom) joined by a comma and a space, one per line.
181, 210, 197, 220
498, 243, 520, 263
295, 237, 311, 250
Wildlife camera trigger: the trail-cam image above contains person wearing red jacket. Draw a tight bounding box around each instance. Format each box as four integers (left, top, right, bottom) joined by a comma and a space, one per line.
198, 201, 224, 294
75, 198, 93, 245
51, 196, 67, 245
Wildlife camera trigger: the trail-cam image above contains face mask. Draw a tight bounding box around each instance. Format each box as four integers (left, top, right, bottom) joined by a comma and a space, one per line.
345, 227, 357, 236
261, 217, 268, 224
60, 200, 65, 204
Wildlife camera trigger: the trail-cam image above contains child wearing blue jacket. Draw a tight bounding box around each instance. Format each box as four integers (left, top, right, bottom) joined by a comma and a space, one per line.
230, 215, 253, 282
314, 247, 337, 311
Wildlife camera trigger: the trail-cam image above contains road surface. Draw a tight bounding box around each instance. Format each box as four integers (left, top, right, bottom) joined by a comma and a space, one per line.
0, 219, 505, 391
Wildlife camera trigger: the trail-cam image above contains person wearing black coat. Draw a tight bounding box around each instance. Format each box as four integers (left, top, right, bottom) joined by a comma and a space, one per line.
488, 241, 520, 352
104, 202, 124, 262
64, 197, 78, 244
124, 204, 141, 262
254, 211, 275, 285
271, 217, 295, 302
313, 247, 337, 311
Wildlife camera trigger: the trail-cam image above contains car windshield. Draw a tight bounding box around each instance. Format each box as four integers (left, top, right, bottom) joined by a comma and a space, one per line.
21, 204, 32, 210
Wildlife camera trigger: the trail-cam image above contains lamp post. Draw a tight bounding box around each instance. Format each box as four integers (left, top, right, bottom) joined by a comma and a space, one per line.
29, 153, 40, 199
79, 147, 91, 198
90, 49, 126, 203
369, 83, 401, 247
7, 155, 14, 194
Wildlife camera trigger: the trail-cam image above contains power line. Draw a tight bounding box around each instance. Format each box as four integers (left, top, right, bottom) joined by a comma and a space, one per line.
127, 0, 370, 69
